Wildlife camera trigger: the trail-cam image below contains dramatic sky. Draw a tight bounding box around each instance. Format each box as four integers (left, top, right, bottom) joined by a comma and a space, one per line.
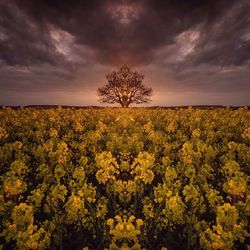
0, 0, 250, 106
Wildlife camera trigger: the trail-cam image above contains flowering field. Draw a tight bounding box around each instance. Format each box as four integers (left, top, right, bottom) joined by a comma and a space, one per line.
0, 107, 249, 250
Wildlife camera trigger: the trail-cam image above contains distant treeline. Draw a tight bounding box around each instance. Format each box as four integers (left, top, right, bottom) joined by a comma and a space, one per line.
0, 105, 249, 110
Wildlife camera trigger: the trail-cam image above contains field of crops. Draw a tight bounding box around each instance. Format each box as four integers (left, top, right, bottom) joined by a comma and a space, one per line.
0, 107, 249, 250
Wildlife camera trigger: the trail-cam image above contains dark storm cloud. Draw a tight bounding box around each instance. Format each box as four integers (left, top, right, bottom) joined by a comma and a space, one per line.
0, 1, 63, 66
1, 0, 244, 67
0, 0, 249, 105
190, 0, 250, 67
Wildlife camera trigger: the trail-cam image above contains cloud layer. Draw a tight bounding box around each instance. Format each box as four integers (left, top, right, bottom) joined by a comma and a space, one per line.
0, 0, 249, 105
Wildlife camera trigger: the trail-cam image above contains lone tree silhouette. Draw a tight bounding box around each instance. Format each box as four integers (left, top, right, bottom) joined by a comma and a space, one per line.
97, 65, 152, 108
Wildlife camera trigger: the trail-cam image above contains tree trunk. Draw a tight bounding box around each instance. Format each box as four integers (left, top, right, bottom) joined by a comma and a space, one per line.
121, 102, 129, 108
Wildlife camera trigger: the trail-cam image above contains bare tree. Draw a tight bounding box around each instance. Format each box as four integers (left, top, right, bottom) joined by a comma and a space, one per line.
97, 65, 153, 108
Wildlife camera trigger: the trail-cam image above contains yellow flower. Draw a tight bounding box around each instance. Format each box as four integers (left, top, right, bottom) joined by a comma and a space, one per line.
136, 219, 143, 227
107, 219, 114, 227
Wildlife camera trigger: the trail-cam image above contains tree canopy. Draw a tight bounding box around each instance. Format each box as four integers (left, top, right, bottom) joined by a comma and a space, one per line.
98, 65, 152, 108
